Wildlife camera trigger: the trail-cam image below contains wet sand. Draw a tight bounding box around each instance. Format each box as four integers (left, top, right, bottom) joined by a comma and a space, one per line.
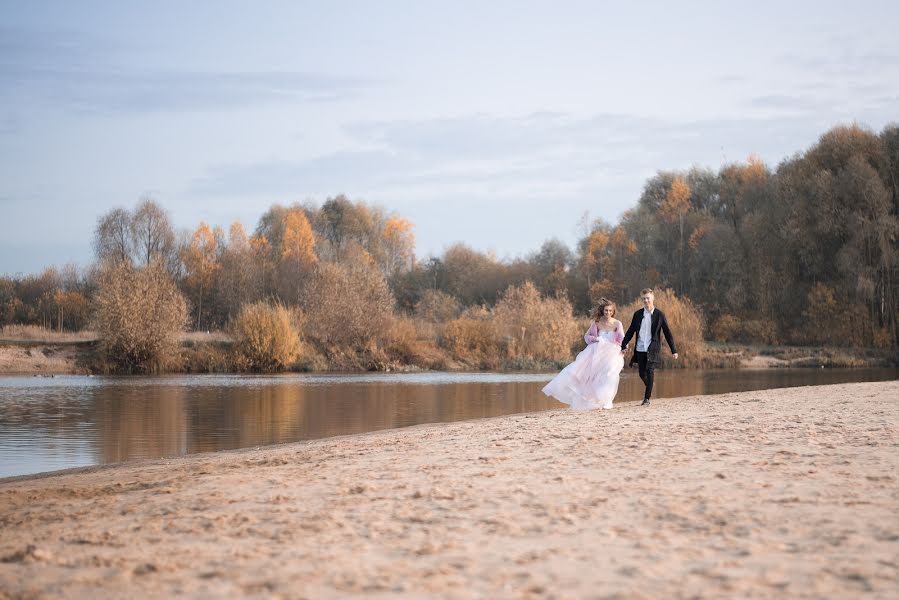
1, 381, 897, 599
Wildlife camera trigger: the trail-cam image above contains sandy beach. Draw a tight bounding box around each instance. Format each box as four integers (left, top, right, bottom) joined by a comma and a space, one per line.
1, 381, 897, 598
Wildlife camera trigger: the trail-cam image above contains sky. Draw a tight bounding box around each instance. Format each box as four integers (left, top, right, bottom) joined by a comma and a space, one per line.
1, 0, 898, 275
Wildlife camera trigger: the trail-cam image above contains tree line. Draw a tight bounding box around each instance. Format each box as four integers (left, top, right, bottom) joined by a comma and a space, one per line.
1, 123, 897, 368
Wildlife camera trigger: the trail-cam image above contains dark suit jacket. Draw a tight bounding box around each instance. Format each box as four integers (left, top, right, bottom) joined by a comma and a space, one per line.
620, 308, 677, 367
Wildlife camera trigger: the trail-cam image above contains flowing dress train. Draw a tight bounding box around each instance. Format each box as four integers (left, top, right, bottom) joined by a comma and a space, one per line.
542, 320, 624, 410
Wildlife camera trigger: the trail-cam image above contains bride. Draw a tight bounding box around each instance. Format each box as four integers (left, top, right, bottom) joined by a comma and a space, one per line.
542, 297, 625, 410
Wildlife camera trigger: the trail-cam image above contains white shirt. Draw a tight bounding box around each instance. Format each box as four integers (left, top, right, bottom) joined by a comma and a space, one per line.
636, 308, 653, 352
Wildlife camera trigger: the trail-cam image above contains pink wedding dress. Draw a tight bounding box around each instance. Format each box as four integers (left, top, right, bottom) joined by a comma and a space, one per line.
542, 321, 625, 410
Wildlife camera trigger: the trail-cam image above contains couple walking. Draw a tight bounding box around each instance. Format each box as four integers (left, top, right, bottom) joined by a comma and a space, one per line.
542, 288, 678, 410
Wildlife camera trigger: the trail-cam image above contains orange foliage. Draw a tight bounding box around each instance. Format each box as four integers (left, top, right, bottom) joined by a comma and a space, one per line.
659, 176, 691, 224
183, 223, 219, 282
281, 209, 317, 266
688, 224, 707, 250
382, 217, 415, 273
181, 222, 221, 329
583, 230, 610, 275
228, 221, 249, 249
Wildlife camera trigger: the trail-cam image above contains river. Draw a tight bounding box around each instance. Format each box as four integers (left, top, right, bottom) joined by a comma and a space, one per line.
1, 367, 896, 478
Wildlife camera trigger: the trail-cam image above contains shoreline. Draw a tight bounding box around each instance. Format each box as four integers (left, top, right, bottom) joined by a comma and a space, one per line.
0, 338, 893, 376
1, 381, 897, 598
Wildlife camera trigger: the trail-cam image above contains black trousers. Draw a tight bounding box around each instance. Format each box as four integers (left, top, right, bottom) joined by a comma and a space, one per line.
634, 351, 655, 400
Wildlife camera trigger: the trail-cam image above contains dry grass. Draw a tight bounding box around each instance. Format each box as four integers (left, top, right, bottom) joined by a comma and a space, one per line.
440, 306, 502, 369
0, 325, 97, 343
711, 314, 778, 345
179, 342, 235, 373
493, 282, 580, 363
181, 331, 232, 343
382, 317, 450, 370
229, 302, 302, 372
439, 283, 581, 369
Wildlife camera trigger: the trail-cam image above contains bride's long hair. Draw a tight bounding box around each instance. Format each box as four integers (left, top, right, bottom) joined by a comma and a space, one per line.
591, 297, 616, 321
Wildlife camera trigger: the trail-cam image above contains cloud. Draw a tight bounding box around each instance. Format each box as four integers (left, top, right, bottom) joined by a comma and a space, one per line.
781, 49, 899, 79
344, 112, 664, 161
192, 151, 406, 196
191, 111, 833, 204
10, 69, 370, 114
0, 27, 372, 114
750, 94, 821, 111
713, 74, 744, 85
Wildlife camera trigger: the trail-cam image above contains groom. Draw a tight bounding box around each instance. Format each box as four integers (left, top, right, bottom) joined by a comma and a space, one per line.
620, 288, 678, 406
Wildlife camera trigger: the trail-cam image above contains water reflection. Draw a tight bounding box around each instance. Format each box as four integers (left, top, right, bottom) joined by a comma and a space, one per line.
1, 368, 896, 478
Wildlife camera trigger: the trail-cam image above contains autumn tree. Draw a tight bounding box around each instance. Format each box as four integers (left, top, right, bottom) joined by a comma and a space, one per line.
216, 222, 258, 322
131, 197, 177, 270
659, 176, 691, 290
529, 239, 573, 299
277, 209, 317, 302
301, 246, 395, 351
382, 216, 415, 275
93, 198, 177, 275
181, 222, 220, 330
313, 195, 384, 264
94, 208, 133, 265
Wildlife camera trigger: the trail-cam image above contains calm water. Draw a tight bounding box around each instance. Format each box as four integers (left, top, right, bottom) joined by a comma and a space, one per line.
1, 368, 896, 479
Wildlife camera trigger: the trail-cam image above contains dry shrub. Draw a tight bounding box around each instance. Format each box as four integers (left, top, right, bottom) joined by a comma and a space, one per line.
740, 320, 779, 345
711, 314, 778, 345
620, 288, 704, 368
494, 281, 579, 362
440, 305, 501, 368
873, 326, 893, 350
301, 259, 395, 351
93, 261, 188, 372
797, 284, 873, 347
414, 289, 462, 323
181, 341, 234, 373
710, 314, 740, 342
0, 325, 96, 343
382, 316, 449, 370
230, 302, 301, 371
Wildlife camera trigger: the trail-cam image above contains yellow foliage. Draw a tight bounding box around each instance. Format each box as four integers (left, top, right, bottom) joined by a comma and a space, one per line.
282, 210, 317, 266
584, 230, 610, 271
250, 233, 270, 256
659, 176, 691, 224
182, 222, 220, 284
228, 221, 248, 248
745, 154, 767, 182
382, 216, 415, 273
